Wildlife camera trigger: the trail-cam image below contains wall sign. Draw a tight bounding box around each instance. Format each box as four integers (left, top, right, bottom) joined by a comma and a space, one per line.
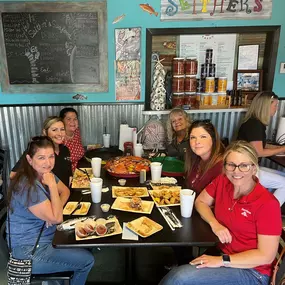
161, 0, 272, 21
0, 1, 108, 93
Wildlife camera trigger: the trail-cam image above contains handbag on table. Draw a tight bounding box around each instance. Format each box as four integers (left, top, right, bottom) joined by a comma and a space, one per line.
7, 208, 45, 285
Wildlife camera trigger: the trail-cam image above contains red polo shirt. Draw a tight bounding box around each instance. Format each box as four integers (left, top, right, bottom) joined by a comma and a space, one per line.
206, 174, 282, 276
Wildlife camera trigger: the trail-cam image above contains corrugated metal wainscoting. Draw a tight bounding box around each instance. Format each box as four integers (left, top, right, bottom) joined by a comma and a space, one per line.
0, 102, 284, 172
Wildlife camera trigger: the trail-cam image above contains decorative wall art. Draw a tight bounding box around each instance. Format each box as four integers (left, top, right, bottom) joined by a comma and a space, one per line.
115, 28, 142, 101
237, 45, 259, 70
234, 69, 263, 92
161, 0, 272, 21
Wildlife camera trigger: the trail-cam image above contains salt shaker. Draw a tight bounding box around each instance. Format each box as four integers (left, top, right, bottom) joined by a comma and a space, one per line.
139, 169, 146, 184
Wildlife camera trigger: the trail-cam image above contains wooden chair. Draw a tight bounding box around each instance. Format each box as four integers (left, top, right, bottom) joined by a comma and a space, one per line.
0, 206, 74, 285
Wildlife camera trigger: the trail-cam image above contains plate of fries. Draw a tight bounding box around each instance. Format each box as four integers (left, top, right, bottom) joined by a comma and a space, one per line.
148, 189, 180, 207
112, 186, 149, 198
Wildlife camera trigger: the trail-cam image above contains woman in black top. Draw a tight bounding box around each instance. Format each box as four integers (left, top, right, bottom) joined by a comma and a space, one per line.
11, 116, 72, 188
165, 108, 191, 161
237, 91, 285, 206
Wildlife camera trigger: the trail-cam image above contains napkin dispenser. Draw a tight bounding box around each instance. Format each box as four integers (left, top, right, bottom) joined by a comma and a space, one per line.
119, 124, 135, 151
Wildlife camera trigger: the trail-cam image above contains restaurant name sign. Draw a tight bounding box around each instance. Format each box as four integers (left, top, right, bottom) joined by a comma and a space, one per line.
161, 0, 272, 21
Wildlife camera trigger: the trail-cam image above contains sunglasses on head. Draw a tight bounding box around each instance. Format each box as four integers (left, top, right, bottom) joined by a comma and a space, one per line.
192, 119, 212, 125
27, 136, 51, 151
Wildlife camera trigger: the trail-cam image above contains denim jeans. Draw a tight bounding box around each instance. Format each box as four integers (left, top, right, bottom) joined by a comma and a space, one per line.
159, 264, 270, 285
12, 242, 95, 285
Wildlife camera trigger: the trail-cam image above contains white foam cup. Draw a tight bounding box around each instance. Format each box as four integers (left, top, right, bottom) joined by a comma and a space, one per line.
150, 162, 162, 182
180, 189, 196, 218
90, 178, 103, 203
103, 134, 111, 148
134, 143, 143, 157
91, 157, 102, 178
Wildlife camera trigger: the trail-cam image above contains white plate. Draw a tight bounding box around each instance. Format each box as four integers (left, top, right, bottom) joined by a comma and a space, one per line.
275, 153, 285, 157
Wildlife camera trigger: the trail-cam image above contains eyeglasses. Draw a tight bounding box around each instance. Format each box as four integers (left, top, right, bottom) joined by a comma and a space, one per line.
224, 162, 254, 172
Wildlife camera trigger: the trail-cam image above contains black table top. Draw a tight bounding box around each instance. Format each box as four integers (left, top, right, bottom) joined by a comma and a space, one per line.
52, 159, 217, 249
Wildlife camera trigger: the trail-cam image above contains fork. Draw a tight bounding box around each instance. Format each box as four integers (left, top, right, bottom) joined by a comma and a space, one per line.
165, 207, 183, 227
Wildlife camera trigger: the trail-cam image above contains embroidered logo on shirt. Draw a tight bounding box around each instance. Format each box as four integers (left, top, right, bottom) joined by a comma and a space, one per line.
241, 208, 251, 217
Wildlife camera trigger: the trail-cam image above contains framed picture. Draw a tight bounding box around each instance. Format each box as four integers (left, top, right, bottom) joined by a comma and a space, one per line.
237, 45, 259, 70
234, 70, 263, 92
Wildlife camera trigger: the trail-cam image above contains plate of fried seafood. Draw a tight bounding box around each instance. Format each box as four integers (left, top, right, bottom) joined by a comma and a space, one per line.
150, 184, 181, 191
111, 197, 154, 214
63, 202, 91, 215
105, 156, 151, 178
72, 168, 94, 188
148, 189, 180, 207
126, 216, 163, 238
112, 186, 149, 198
75, 217, 122, 240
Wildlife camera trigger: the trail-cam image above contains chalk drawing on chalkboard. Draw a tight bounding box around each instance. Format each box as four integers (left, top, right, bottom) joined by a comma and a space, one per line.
70, 46, 77, 84
73, 93, 87, 100
115, 28, 141, 61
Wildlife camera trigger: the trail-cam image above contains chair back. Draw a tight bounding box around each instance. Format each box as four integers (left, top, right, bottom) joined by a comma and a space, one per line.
0, 206, 9, 263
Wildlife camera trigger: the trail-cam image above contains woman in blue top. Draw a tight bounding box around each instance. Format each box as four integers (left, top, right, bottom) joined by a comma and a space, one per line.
7, 136, 94, 284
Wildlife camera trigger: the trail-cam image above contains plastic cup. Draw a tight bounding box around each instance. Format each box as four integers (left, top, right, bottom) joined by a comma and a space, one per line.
90, 178, 103, 203
134, 143, 143, 157
180, 189, 196, 218
91, 157, 102, 178
103, 134, 110, 148
150, 162, 162, 182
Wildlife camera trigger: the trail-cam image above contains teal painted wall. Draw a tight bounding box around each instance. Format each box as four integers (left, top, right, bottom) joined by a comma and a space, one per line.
0, 0, 284, 105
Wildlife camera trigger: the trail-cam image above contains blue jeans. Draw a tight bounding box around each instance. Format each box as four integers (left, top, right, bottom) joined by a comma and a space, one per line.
12, 243, 94, 285
159, 264, 270, 285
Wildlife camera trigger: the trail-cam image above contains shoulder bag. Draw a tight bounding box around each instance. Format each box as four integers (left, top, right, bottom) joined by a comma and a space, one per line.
7, 208, 45, 285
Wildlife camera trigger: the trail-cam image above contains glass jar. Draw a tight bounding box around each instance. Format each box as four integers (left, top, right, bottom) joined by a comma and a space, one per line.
185, 58, 198, 75
172, 93, 185, 107
172, 76, 185, 93
172, 58, 185, 75
205, 77, 215, 93
218, 77, 227, 92
184, 75, 197, 92
184, 92, 196, 108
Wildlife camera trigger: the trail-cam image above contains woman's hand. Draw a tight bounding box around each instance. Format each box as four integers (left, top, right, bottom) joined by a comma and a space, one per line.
190, 255, 223, 268
42, 173, 57, 189
211, 221, 232, 244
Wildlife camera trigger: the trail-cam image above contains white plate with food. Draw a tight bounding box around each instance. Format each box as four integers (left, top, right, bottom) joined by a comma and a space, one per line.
112, 186, 149, 198
126, 216, 163, 238
150, 184, 181, 191
75, 217, 122, 240
72, 168, 94, 188
148, 189, 180, 207
111, 197, 154, 214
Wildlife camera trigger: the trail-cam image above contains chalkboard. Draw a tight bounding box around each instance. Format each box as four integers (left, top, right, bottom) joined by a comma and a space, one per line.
0, 2, 108, 93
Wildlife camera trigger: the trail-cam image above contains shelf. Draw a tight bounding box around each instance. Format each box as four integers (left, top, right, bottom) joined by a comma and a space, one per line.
142, 108, 247, 115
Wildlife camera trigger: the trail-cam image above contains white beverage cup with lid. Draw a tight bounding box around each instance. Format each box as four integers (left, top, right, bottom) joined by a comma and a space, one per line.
134, 143, 143, 157
150, 162, 162, 182
91, 157, 102, 178
103, 134, 111, 148
90, 178, 103, 203
180, 189, 196, 218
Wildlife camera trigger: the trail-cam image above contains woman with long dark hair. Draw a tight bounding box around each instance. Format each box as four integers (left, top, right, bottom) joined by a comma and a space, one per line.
7, 136, 94, 284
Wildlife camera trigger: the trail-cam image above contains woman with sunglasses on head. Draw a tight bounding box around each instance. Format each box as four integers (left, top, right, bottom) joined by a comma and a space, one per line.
11, 117, 73, 188
185, 120, 224, 195
160, 141, 281, 285
59, 107, 85, 172
7, 136, 94, 284
166, 108, 191, 161
237, 91, 285, 206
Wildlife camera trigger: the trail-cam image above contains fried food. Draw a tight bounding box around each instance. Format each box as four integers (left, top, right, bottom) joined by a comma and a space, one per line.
151, 190, 180, 205
129, 197, 142, 210
113, 187, 147, 197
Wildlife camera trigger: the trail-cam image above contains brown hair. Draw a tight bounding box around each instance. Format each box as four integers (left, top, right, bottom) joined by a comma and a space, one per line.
185, 120, 224, 176
7, 136, 55, 209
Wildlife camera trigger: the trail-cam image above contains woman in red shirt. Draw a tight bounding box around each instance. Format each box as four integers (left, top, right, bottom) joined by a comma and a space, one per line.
160, 141, 281, 285
185, 120, 224, 194
59, 108, 85, 172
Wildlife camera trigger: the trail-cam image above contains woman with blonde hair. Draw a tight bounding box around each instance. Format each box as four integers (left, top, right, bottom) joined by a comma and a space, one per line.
237, 91, 285, 205
11, 116, 72, 187
166, 108, 191, 161
160, 141, 281, 285
185, 120, 224, 194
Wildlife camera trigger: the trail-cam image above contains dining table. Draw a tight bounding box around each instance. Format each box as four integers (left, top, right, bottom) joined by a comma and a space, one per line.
52, 155, 218, 284
267, 154, 285, 168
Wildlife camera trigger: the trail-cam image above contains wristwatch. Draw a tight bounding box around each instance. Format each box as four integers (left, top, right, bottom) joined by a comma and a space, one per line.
222, 254, 231, 267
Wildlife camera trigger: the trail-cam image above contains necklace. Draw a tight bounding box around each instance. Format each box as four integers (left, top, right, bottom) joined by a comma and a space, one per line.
228, 200, 239, 211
